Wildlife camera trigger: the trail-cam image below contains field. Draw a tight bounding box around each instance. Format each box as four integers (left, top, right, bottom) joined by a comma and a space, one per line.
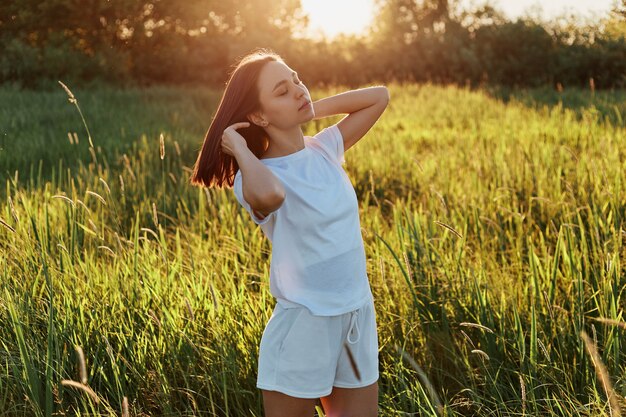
0, 82, 625, 416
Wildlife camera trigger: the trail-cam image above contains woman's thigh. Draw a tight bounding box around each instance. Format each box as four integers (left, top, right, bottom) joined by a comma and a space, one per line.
319, 380, 378, 417
261, 389, 318, 417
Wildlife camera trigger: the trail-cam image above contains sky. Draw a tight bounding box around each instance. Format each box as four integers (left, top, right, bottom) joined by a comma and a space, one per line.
300, 0, 620, 40
300, 0, 377, 40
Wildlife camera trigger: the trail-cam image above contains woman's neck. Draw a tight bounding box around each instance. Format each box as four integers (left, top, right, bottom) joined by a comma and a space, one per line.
261, 126, 305, 159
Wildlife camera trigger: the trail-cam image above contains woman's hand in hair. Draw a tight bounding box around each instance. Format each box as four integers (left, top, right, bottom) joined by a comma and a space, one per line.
221, 122, 250, 157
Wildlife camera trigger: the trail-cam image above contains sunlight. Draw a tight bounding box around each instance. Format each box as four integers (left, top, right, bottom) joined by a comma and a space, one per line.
459, 0, 616, 21
300, 0, 375, 40
299, 0, 614, 41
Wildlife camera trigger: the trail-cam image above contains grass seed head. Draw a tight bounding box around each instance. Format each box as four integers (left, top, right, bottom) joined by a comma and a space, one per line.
58, 80, 77, 104
122, 396, 129, 417
159, 133, 165, 159
75, 345, 87, 384
60, 380, 99, 403
581, 330, 622, 417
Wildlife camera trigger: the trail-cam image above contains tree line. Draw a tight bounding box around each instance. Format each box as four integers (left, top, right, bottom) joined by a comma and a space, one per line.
1, 0, 625, 89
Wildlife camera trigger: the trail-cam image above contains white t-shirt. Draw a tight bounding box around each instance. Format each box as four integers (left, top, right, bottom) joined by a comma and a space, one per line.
233, 124, 373, 316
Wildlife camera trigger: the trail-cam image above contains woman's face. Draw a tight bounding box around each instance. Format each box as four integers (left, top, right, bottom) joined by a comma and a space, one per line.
252, 60, 314, 130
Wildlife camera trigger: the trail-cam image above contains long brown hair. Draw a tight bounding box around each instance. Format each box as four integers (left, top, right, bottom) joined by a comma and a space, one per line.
189, 47, 283, 189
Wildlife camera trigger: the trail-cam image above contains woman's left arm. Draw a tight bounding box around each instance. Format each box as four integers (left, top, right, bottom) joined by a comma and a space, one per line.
311, 86, 390, 152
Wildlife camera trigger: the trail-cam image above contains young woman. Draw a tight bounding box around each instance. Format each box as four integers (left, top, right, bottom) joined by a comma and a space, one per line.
190, 47, 389, 417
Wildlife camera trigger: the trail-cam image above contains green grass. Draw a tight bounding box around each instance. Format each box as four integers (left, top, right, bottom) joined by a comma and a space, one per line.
0, 81, 624, 416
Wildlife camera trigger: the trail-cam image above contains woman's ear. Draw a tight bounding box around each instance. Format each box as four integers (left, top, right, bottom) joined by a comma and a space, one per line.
247, 112, 268, 127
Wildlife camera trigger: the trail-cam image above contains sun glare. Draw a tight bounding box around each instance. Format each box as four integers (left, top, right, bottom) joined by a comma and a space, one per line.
300, 0, 375, 40
299, 0, 615, 41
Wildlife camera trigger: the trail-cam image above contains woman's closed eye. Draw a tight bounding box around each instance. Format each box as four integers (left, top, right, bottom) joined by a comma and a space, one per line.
279, 79, 302, 96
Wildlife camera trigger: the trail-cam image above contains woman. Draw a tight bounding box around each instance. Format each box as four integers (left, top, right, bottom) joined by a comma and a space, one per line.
190, 47, 390, 417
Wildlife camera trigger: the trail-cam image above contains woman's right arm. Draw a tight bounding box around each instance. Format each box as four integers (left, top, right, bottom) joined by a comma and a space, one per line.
233, 145, 285, 216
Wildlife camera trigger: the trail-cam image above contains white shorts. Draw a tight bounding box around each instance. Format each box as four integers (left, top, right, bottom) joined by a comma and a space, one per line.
256, 294, 379, 398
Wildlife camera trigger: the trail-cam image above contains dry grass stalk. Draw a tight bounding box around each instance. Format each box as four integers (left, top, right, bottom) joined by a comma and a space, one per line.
209, 282, 219, 311
76, 199, 91, 213
87, 219, 99, 234
9, 196, 19, 223
184, 296, 195, 321
152, 202, 159, 226
122, 396, 129, 417
590, 77, 596, 94
471, 349, 490, 361
85, 190, 107, 206
434, 220, 463, 239
57, 243, 69, 254
88, 146, 98, 163
0, 218, 16, 233
460, 322, 494, 334
581, 331, 622, 417
52, 194, 75, 207
99, 177, 111, 195
460, 330, 476, 349
519, 374, 526, 414
343, 342, 362, 381
60, 380, 99, 403
103, 335, 114, 356
114, 232, 124, 252
429, 187, 448, 213
395, 343, 443, 415
412, 157, 424, 172
149, 309, 161, 328
537, 339, 549, 359
159, 133, 165, 159
58, 81, 76, 103
141, 227, 159, 241
552, 304, 569, 315
542, 291, 555, 321
122, 154, 136, 181
402, 251, 413, 282
593, 317, 626, 330
97, 246, 116, 257
368, 169, 380, 207
75, 346, 87, 384
479, 215, 501, 231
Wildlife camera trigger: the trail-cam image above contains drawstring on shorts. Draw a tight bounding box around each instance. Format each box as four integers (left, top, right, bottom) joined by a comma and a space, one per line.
347, 310, 360, 344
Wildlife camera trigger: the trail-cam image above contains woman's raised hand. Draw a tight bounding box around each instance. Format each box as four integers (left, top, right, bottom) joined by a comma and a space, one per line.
221, 122, 250, 157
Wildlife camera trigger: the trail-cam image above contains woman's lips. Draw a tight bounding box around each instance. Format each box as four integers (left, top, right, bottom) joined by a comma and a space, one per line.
298, 101, 311, 111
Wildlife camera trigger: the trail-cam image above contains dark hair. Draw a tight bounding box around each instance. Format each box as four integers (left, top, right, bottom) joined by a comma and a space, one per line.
189, 47, 284, 189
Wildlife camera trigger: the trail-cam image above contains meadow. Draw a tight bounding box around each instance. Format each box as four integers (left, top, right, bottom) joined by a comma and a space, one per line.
0, 82, 624, 416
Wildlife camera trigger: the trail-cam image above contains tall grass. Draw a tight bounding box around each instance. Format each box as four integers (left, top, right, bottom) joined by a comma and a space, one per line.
0, 82, 624, 416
